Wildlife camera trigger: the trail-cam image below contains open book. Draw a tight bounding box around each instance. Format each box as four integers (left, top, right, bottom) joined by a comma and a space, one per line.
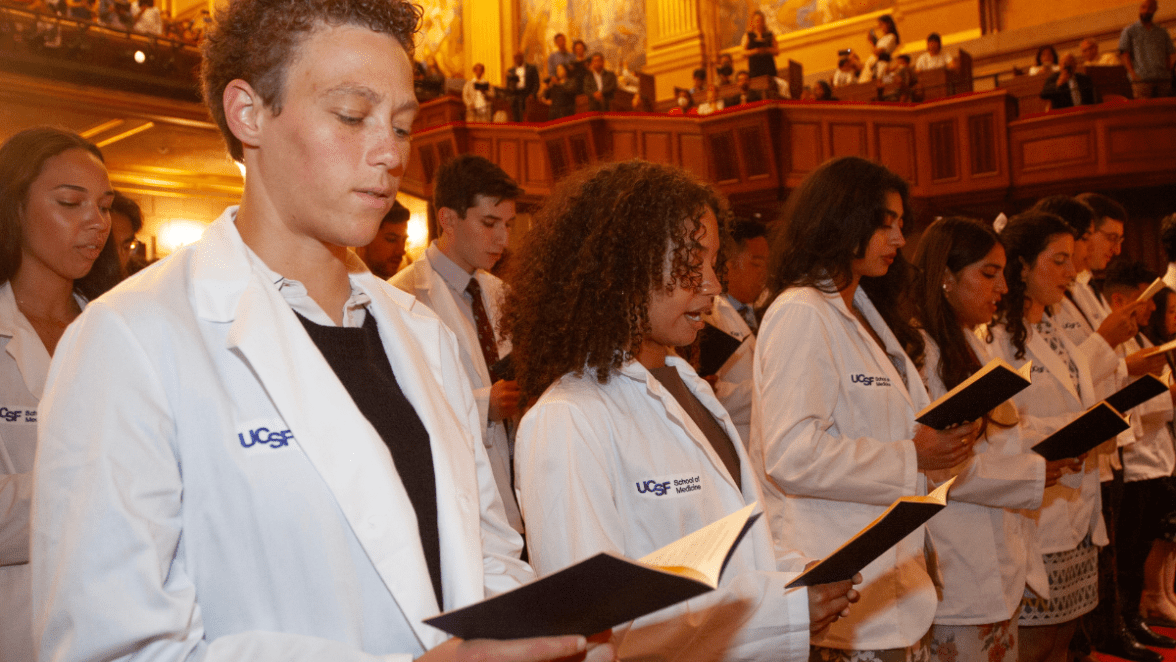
915, 358, 1033, 430
786, 477, 955, 588
424, 503, 760, 640
1030, 402, 1130, 461
1141, 337, 1176, 358
1137, 278, 1166, 304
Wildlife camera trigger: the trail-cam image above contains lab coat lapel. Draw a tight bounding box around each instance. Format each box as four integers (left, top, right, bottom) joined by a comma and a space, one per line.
0, 283, 54, 399
358, 273, 487, 623
833, 287, 917, 410
1027, 327, 1081, 405
626, 360, 741, 492
415, 253, 492, 389
193, 213, 442, 649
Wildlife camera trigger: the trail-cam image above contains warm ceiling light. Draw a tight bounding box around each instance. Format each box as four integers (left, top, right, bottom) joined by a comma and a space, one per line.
134, 50, 146, 64
156, 219, 209, 255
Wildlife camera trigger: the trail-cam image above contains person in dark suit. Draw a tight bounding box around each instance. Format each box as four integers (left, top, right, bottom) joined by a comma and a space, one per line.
724, 70, 763, 107
583, 53, 618, 111
505, 51, 540, 122
1041, 54, 1100, 109
544, 63, 579, 120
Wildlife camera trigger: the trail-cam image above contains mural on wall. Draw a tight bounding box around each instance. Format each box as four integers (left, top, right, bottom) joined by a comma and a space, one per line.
416, 0, 464, 76
519, 0, 647, 74
719, 0, 894, 49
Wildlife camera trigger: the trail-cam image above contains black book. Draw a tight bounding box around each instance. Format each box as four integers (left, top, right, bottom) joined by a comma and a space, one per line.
786, 478, 954, 588
696, 323, 746, 378
474, 81, 490, 92
425, 504, 759, 640
915, 358, 1033, 430
1105, 374, 1169, 414
1030, 402, 1130, 462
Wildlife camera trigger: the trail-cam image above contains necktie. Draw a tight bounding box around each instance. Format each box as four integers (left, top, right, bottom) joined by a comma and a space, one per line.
466, 278, 500, 372
738, 302, 757, 333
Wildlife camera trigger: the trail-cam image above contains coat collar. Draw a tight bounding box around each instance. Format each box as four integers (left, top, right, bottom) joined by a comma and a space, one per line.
824, 284, 922, 410
0, 281, 80, 399
618, 358, 747, 495
1025, 320, 1083, 406
190, 207, 476, 648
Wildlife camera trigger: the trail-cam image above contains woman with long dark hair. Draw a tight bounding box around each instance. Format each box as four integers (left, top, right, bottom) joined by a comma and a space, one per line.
980, 211, 1104, 662
750, 156, 976, 661
1139, 286, 1176, 626
504, 160, 858, 661
0, 126, 119, 661
742, 9, 779, 79
911, 217, 1078, 662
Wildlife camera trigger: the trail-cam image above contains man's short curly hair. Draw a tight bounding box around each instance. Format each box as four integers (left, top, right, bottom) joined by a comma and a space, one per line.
500, 160, 729, 405
201, 0, 422, 162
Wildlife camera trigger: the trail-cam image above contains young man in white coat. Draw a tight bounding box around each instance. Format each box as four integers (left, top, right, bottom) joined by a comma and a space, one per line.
700, 218, 767, 447
30, 1, 612, 661
391, 155, 524, 535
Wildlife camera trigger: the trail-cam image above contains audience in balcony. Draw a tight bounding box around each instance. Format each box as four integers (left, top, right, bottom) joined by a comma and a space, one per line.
743, 9, 779, 79
725, 70, 763, 106
1028, 44, 1060, 75
670, 88, 695, 115
130, 0, 160, 35
546, 32, 575, 80
1040, 53, 1099, 109
689, 68, 707, 96
715, 52, 735, 85
462, 62, 493, 123
833, 51, 862, 86
810, 79, 836, 100
696, 84, 725, 115
881, 54, 918, 101
1078, 38, 1121, 72
583, 52, 617, 111
542, 63, 578, 120
1119, 0, 1176, 98
416, 56, 446, 100
506, 51, 540, 122
569, 39, 589, 89
618, 60, 641, 95
859, 14, 900, 82
915, 32, 955, 72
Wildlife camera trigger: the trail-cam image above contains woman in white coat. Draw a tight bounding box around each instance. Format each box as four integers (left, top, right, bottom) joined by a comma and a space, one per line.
910, 217, 1081, 661
750, 156, 978, 662
0, 127, 119, 662
502, 160, 859, 662
980, 211, 1107, 662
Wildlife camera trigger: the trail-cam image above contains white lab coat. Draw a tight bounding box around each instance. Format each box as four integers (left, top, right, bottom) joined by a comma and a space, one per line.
700, 295, 755, 447
1118, 336, 1176, 482
391, 250, 522, 533
750, 284, 937, 651
0, 282, 81, 662
919, 332, 1048, 624
979, 322, 1109, 555
32, 208, 532, 662
516, 357, 811, 662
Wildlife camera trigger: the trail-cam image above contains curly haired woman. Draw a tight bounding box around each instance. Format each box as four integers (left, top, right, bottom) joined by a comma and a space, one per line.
502, 160, 859, 662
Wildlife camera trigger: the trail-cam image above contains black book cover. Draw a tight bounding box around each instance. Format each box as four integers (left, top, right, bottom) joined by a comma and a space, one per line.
1105, 374, 1168, 414
915, 358, 1032, 430
696, 323, 745, 378
1030, 402, 1130, 462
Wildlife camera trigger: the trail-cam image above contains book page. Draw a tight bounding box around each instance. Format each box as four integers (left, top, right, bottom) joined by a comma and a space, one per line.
639, 502, 757, 589
1142, 337, 1176, 357
1137, 278, 1165, 304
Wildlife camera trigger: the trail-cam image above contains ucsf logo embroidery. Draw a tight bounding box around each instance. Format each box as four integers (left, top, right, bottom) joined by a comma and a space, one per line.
0, 406, 36, 423
850, 374, 891, 387
635, 473, 703, 498
235, 420, 295, 452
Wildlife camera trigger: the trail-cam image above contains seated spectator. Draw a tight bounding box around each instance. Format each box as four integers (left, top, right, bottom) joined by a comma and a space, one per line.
131, 0, 162, 35
915, 32, 955, 72
1119, 0, 1176, 98
64, 0, 93, 21
833, 52, 861, 86
673, 88, 695, 113
1079, 38, 1121, 71
696, 84, 725, 115
1040, 53, 1100, 108
618, 60, 641, 93
881, 54, 918, 101
462, 62, 494, 122
357, 201, 411, 280
724, 70, 762, 106
689, 68, 707, 96
812, 79, 837, 100
715, 52, 735, 85
1029, 44, 1060, 75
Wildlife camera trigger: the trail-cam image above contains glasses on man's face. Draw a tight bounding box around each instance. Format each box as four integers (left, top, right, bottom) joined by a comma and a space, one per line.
1097, 230, 1125, 246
